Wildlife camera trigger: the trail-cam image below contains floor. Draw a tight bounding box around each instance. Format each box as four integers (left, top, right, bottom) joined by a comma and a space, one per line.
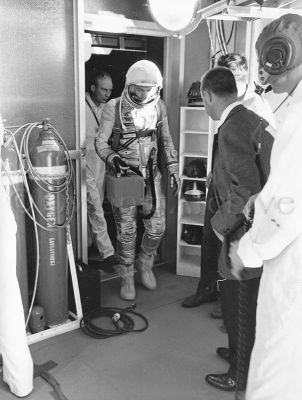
0, 265, 235, 400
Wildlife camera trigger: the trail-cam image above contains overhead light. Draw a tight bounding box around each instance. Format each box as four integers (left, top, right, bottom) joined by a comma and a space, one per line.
148, 0, 203, 37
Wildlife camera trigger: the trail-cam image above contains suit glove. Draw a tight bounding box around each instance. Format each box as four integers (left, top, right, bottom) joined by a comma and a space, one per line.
170, 173, 180, 196
107, 153, 129, 176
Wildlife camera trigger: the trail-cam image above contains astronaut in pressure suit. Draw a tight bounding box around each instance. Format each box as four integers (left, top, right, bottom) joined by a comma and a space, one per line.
229, 13, 302, 400
0, 114, 33, 397
95, 60, 179, 300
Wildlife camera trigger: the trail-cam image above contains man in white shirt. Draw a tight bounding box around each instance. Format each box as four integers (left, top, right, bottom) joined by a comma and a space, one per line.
217, 53, 276, 133
85, 70, 116, 265
230, 13, 302, 400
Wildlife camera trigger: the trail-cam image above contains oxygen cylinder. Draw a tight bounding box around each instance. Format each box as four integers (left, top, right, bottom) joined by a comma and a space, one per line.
1, 135, 29, 320
29, 119, 68, 327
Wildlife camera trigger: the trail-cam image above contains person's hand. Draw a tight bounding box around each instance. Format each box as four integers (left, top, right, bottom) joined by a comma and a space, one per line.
229, 241, 245, 280
213, 228, 224, 242
112, 156, 129, 176
170, 174, 180, 196
243, 193, 258, 221
206, 171, 212, 188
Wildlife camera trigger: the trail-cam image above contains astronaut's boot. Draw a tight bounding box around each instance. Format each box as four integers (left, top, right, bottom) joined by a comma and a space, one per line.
136, 252, 157, 290
119, 264, 136, 301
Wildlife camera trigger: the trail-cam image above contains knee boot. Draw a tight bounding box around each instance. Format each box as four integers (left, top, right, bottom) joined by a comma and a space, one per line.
136, 252, 157, 290
119, 264, 135, 301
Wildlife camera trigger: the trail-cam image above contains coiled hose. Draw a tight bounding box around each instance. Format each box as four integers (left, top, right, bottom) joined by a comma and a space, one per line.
80, 304, 149, 339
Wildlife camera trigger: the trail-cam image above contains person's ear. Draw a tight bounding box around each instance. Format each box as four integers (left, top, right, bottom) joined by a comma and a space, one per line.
90, 84, 96, 94
203, 90, 212, 103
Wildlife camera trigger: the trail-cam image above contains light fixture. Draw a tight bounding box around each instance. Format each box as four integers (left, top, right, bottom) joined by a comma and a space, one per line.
148, 0, 203, 37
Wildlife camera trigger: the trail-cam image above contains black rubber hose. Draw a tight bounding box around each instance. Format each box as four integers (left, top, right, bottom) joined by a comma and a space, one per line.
80, 305, 149, 339
139, 147, 157, 220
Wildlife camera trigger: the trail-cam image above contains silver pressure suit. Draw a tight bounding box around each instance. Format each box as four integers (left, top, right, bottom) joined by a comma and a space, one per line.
95, 97, 178, 271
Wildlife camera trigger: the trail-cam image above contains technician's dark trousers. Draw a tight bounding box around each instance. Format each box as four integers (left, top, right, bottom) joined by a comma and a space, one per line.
197, 182, 221, 291
220, 278, 260, 389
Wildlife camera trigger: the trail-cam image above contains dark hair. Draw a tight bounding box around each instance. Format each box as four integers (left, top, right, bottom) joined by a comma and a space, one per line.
90, 70, 112, 86
86, 70, 112, 92
201, 67, 237, 97
216, 53, 248, 71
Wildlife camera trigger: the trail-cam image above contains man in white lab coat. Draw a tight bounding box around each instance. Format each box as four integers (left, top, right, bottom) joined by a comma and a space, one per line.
229, 13, 302, 400
0, 114, 33, 397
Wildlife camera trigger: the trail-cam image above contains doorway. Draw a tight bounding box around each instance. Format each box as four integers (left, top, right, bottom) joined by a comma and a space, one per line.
84, 32, 165, 270
85, 33, 164, 98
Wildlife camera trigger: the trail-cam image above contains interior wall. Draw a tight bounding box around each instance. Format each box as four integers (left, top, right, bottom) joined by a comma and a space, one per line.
182, 20, 211, 106
0, 0, 79, 258
0, 0, 76, 149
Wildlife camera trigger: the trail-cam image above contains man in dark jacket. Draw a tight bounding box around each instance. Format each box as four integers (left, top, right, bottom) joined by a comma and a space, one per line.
200, 67, 273, 393
182, 52, 275, 311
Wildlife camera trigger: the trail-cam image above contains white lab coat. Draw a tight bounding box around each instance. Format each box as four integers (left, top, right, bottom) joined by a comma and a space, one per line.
0, 115, 33, 397
237, 78, 302, 400
85, 93, 114, 259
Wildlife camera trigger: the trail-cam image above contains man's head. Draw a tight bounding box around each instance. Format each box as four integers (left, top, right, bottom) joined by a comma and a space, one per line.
256, 13, 302, 94
125, 60, 162, 105
216, 53, 248, 97
201, 67, 238, 120
89, 71, 113, 106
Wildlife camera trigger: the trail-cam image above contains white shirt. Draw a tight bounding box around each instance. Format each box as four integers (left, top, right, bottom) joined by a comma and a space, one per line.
85, 93, 105, 151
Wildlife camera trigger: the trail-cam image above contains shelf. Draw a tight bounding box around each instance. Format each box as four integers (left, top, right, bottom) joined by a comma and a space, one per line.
181, 175, 206, 181
179, 216, 204, 226
182, 152, 208, 158
179, 200, 205, 225
179, 198, 206, 206
177, 105, 212, 277
179, 239, 201, 248
181, 130, 208, 135
180, 108, 209, 131
181, 106, 205, 110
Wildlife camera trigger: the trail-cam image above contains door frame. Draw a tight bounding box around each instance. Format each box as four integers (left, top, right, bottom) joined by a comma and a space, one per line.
74, 4, 184, 265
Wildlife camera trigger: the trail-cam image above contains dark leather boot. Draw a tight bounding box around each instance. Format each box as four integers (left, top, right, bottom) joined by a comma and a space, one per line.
205, 373, 236, 391
182, 284, 217, 307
